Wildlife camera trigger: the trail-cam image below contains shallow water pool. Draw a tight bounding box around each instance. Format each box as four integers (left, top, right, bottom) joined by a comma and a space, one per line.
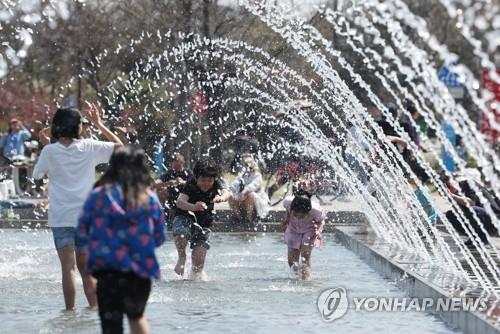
0, 229, 459, 333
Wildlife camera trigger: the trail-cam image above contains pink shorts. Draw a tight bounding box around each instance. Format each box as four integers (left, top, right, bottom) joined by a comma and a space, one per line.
284, 228, 320, 250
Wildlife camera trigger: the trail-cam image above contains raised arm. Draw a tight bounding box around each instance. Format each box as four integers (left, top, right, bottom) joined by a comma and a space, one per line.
20, 124, 31, 141
38, 127, 51, 146
84, 105, 123, 148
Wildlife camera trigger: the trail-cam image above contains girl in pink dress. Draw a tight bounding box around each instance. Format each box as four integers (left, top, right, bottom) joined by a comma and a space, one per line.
281, 191, 325, 280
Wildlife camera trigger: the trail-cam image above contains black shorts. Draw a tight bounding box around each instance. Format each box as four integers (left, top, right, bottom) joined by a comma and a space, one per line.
172, 215, 211, 250
189, 222, 211, 250
95, 270, 151, 334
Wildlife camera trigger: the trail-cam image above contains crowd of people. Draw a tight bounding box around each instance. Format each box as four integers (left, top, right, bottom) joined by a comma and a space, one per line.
344, 100, 500, 247
1, 99, 499, 333
21, 106, 325, 334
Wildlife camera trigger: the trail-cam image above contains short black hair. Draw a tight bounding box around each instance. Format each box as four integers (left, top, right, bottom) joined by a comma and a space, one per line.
51, 108, 82, 139
439, 171, 451, 185
404, 99, 418, 116
193, 158, 219, 179
290, 190, 312, 214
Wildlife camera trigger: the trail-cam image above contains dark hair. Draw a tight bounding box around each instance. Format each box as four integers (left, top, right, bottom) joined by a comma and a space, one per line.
385, 102, 398, 119
51, 108, 82, 139
439, 171, 451, 185
172, 153, 185, 164
404, 99, 418, 116
96, 145, 152, 209
290, 190, 312, 214
193, 158, 219, 179
8, 118, 19, 133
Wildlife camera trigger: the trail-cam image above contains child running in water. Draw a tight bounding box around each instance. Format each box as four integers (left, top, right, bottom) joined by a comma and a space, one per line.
173, 158, 232, 277
33, 107, 123, 310
281, 190, 325, 280
77, 146, 166, 334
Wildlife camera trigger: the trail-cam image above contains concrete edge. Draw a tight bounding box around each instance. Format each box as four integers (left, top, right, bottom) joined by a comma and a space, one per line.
334, 227, 500, 334
0, 210, 368, 232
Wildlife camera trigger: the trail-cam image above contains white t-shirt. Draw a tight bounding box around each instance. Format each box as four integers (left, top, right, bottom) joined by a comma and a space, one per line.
33, 139, 115, 228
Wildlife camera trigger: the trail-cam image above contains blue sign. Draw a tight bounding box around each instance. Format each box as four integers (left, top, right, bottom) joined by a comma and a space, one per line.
438, 62, 464, 88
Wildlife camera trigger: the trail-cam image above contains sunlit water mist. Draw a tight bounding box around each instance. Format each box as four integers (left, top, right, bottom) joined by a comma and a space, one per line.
236, 0, 500, 298
0, 230, 460, 333
1, 0, 499, 308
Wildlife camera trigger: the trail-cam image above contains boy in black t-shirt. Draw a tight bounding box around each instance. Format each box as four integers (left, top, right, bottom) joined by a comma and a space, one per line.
173, 159, 231, 277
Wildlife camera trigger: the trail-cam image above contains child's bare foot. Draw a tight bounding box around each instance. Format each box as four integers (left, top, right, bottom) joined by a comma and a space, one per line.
301, 265, 312, 280
189, 269, 208, 281
290, 262, 300, 277
174, 258, 186, 276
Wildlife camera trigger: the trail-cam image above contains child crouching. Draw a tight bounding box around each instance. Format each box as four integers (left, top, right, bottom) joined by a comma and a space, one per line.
281, 190, 325, 280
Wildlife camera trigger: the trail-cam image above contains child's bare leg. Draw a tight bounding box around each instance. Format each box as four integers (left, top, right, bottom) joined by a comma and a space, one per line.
243, 195, 255, 222
244, 194, 255, 222
288, 248, 300, 274
299, 245, 313, 280
128, 316, 150, 334
76, 252, 97, 308
191, 246, 208, 273
228, 197, 242, 221
174, 236, 188, 276
57, 246, 77, 310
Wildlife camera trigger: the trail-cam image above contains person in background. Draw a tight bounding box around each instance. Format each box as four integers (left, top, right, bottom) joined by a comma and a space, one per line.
408, 175, 436, 225
0, 118, 31, 159
228, 154, 269, 224
399, 100, 421, 147
377, 102, 429, 183
441, 172, 498, 246
230, 129, 260, 173
157, 153, 193, 220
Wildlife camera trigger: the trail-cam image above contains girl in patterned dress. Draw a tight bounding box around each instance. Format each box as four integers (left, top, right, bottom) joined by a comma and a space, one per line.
77, 146, 166, 334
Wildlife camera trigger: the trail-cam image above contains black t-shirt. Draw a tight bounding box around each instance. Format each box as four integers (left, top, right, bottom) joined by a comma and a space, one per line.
161, 168, 194, 207
175, 178, 226, 227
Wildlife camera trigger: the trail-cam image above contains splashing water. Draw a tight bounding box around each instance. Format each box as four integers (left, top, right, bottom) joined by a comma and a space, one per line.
1, 0, 500, 308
